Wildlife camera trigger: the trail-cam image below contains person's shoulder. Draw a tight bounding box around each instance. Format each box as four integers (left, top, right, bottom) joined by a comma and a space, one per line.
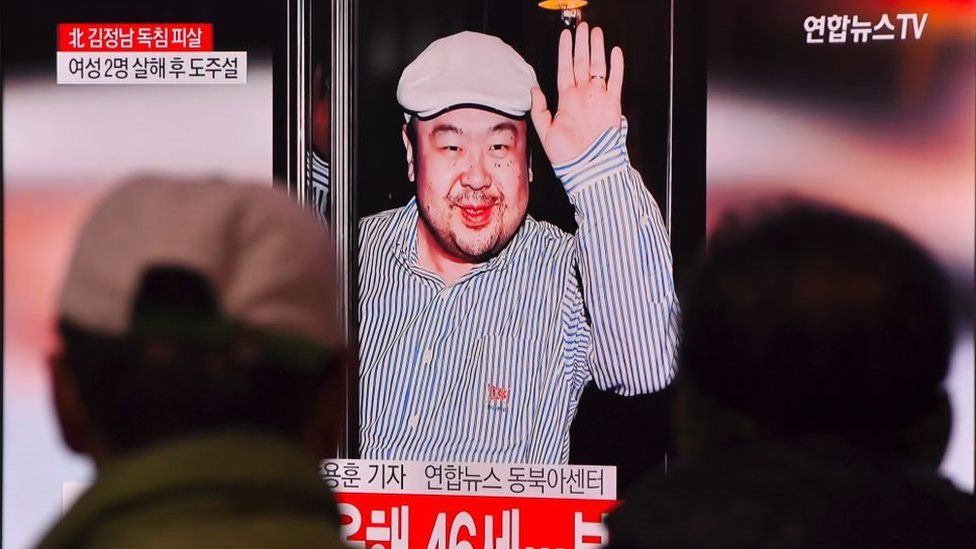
607, 442, 976, 548
360, 205, 404, 228
506, 217, 576, 274
360, 205, 410, 243
519, 215, 574, 251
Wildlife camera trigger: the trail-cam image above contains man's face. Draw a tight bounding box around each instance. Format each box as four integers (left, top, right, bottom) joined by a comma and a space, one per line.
407, 108, 530, 263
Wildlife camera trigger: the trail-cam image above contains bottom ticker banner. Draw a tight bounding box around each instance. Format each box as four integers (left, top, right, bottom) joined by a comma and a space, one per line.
323, 459, 618, 549
335, 492, 617, 549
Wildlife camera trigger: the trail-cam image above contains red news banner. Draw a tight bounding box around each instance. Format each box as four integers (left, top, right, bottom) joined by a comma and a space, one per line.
56, 23, 245, 84
322, 459, 618, 549
58, 23, 214, 51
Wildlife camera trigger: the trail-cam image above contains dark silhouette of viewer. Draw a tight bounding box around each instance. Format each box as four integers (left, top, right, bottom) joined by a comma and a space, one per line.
37, 176, 347, 548
606, 202, 974, 548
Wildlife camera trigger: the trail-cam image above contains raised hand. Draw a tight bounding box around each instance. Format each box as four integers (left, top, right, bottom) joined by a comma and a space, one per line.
530, 22, 624, 165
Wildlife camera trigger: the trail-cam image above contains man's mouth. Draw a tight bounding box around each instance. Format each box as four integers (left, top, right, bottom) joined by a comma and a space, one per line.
456, 203, 494, 229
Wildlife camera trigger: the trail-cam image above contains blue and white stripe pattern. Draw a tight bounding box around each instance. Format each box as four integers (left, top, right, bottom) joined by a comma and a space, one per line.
308, 150, 330, 224
358, 120, 678, 463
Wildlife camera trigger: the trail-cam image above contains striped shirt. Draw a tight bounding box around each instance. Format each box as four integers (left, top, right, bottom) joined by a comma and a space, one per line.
308, 150, 330, 225
358, 121, 678, 463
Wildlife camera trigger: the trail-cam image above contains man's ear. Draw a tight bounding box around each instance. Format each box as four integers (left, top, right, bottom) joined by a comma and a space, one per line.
50, 351, 99, 458
401, 124, 415, 183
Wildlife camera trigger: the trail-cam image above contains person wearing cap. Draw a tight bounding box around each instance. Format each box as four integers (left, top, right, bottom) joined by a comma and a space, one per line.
358, 24, 677, 463
38, 176, 346, 548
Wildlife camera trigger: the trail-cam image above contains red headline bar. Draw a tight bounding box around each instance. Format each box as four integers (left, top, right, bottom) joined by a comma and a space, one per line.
57, 23, 214, 52
335, 492, 617, 548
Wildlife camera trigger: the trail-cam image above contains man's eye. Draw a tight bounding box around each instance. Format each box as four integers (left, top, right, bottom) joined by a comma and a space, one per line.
441, 145, 461, 152
490, 144, 508, 152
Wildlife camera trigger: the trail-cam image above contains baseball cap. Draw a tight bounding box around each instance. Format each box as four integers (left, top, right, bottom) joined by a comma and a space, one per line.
58, 175, 342, 353
397, 31, 539, 120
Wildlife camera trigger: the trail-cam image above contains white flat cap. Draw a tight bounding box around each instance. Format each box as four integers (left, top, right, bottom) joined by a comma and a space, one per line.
397, 31, 539, 119
58, 175, 342, 353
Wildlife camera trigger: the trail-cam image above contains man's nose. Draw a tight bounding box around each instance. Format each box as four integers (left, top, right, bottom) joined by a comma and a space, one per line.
460, 151, 491, 190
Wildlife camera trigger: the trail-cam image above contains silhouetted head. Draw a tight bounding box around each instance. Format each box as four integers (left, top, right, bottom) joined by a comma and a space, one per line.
50, 176, 345, 464
676, 201, 953, 468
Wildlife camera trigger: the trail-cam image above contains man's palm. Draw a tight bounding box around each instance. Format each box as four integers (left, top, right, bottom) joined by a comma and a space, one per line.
531, 23, 624, 165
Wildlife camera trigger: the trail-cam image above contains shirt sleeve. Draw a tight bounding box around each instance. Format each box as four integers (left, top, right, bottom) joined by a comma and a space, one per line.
308, 149, 330, 225
553, 119, 679, 395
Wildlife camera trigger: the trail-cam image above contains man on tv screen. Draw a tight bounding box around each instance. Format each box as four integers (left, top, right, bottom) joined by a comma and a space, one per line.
359, 24, 677, 463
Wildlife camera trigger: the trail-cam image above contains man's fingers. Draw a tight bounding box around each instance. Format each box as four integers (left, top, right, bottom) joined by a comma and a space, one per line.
573, 22, 590, 86
608, 46, 624, 99
529, 87, 552, 141
557, 29, 574, 92
589, 27, 607, 79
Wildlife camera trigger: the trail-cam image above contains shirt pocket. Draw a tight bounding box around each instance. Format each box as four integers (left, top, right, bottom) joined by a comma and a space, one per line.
465, 335, 539, 451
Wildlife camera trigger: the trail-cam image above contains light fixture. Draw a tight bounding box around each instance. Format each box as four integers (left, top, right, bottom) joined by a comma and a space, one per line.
538, 1, 588, 28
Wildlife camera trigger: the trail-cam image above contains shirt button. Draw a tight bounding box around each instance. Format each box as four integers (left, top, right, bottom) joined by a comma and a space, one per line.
422, 348, 433, 365
408, 414, 419, 428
